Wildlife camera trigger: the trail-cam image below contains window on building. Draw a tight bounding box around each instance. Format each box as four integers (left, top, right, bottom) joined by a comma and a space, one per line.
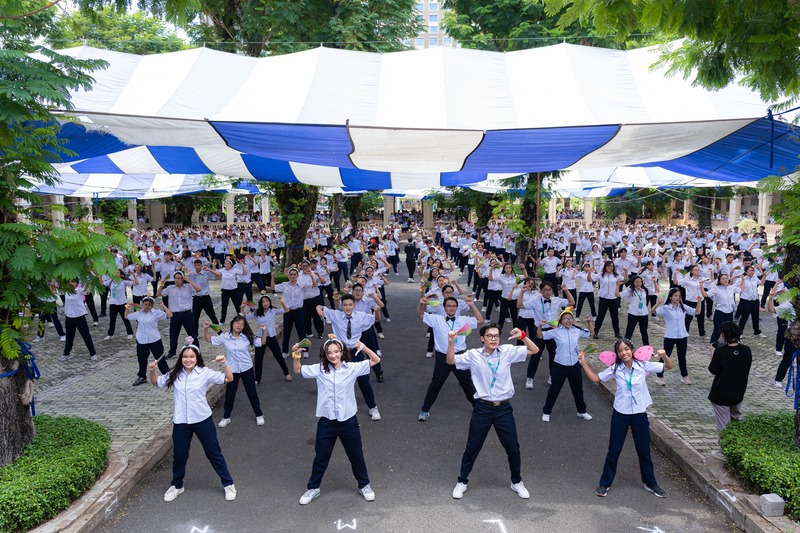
443, 38, 452, 46
429, 38, 438, 46
416, 14, 424, 22
429, 14, 438, 22
429, 24, 438, 33
429, 2, 439, 9
415, 3, 424, 10
415, 38, 425, 48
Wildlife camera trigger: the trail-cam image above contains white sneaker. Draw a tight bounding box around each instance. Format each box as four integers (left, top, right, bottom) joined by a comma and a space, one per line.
525, 378, 534, 390
59, 336, 66, 341
92, 321, 98, 326
103, 335, 112, 340
164, 485, 184, 502
758, 333, 767, 338
299, 488, 320, 505
505, 318, 511, 323
59, 355, 71, 361
224, 484, 237, 501
577, 412, 593, 421
219, 418, 231, 428
452, 482, 468, 499
547, 376, 552, 385
776, 350, 783, 356
325, 318, 331, 324
542, 414, 550, 422
775, 381, 783, 388
283, 353, 289, 358
407, 278, 414, 283
680, 376, 692, 385
655, 377, 665, 386
426, 351, 433, 358
369, 407, 381, 421
378, 332, 385, 339
359, 484, 375, 502
510, 481, 530, 499
90, 355, 98, 362
481, 306, 487, 312
33, 337, 43, 343
425, 332, 431, 338
256, 416, 265, 425
385, 318, 391, 323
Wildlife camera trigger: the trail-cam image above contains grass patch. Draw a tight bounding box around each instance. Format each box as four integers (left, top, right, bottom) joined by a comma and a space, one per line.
0, 415, 110, 533
721, 411, 800, 520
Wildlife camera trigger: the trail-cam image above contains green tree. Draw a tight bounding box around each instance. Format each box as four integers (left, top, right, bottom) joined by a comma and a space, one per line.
596, 188, 670, 223
0, 1, 130, 466
160, 175, 232, 227
497, 172, 557, 256
47, 6, 187, 55
340, 192, 384, 236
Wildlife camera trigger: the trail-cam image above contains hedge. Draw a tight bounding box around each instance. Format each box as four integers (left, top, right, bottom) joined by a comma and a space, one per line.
0, 415, 110, 533
720, 411, 800, 520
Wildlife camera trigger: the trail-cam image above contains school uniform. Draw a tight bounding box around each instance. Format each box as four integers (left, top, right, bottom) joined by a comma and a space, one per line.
541, 326, 591, 416
128, 308, 169, 379
420, 314, 478, 413
210, 333, 264, 420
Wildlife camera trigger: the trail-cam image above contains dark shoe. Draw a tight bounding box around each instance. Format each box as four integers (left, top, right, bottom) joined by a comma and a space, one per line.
166, 354, 176, 360
644, 483, 667, 498
595, 485, 608, 497
316, 333, 323, 339
132, 376, 147, 386
99, 312, 107, 318
592, 334, 599, 340
376, 373, 384, 383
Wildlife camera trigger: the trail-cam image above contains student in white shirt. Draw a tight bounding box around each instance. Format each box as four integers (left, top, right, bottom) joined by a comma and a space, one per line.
621, 275, 653, 346
652, 288, 701, 385
244, 295, 290, 384
447, 324, 539, 500
150, 341, 236, 502
292, 337, 381, 506
578, 339, 673, 499
126, 296, 171, 386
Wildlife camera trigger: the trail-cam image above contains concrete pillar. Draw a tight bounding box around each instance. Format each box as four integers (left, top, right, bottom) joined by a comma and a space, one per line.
682, 200, 690, 225
51, 195, 65, 227
127, 200, 137, 226
422, 200, 433, 230
583, 199, 593, 225
548, 197, 557, 223
758, 192, 773, 226
226, 193, 236, 226
261, 195, 271, 223
16, 198, 32, 224
80, 197, 93, 222
145, 200, 164, 228
728, 196, 741, 230
383, 195, 394, 227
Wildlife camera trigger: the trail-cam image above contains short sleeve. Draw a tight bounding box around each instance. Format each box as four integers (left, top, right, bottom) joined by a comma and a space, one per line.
453, 351, 472, 370
643, 361, 664, 374
300, 363, 321, 379
354, 360, 371, 377
210, 335, 225, 347
127, 311, 140, 322
156, 374, 169, 388
542, 328, 556, 340
466, 316, 478, 330
507, 345, 528, 364
597, 365, 615, 382
206, 369, 226, 385
422, 313, 437, 328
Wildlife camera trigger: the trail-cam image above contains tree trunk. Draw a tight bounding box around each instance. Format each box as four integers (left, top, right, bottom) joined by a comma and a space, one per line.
0, 331, 35, 467
782, 242, 800, 449
272, 184, 319, 267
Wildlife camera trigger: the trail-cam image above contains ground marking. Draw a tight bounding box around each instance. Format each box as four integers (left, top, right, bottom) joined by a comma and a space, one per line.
96, 491, 117, 516
335, 519, 357, 530
483, 519, 508, 533
637, 527, 665, 533
189, 527, 209, 533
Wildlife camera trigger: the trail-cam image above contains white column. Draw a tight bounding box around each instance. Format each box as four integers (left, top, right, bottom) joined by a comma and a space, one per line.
583, 199, 593, 225
383, 195, 394, 227
226, 193, 236, 226
261, 195, 271, 223
146, 200, 164, 228
682, 200, 689, 225
80, 197, 93, 222
50, 195, 65, 226
548, 197, 557, 222
422, 200, 433, 230
127, 200, 137, 226
758, 192, 773, 226
728, 196, 741, 230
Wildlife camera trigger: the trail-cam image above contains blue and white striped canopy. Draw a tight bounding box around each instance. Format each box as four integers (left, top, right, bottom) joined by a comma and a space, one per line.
40, 43, 800, 198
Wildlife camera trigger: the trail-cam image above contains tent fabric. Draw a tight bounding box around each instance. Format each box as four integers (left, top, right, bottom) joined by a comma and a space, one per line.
33, 43, 800, 198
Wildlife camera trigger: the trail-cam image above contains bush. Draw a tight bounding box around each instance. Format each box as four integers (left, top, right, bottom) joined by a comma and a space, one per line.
721, 411, 800, 520
0, 415, 110, 533
272, 271, 288, 284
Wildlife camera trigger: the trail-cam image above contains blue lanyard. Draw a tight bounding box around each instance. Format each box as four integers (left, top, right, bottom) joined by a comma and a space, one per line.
622, 366, 638, 405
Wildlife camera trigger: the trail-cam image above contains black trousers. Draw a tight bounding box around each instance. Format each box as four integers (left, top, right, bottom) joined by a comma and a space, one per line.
709, 310, 734, 345
281, 308, 306, 353
192, 295, 220, 332
595, 297, 620, 337
527, 336, 556, 379
351, 353, 376, 409
576, 292, 596, 318
37, 312, 64, 337
220, 288, 241, 323
458, 402, 521, 485
776, 317, 788, 352
684, 300, 706, 336
168, 311, 197, 357
171, 416, 233, 490
107, 303, 133, 336
542, 362, 586, 415
303, 297, 324, 336
63, 315, 96, 357
485, 289, 502, 320
237, 281, 253, 306
307, 415, 369, 490
776, 339, 798, 382
136, 339, 168, 378
420, 351, 476, 412
406, 261, 416, 280
254, 336, 288, 381
657, 337, 688, 378
599, 410, 657, 489
222, 367, 262, 418
761, 280, 776, 307
737, 299, 761, 335
624, 314, 649, 346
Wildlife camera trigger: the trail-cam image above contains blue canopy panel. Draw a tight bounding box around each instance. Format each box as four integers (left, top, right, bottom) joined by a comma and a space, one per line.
71, 155, 123, 174
53, 122, 132, 162
210, 122, 356, 169
461, 125, 620, 173
148, 147, 213, 174
637, 117, 800, 181
240, 156, 298, 182
339, 168, 392, 189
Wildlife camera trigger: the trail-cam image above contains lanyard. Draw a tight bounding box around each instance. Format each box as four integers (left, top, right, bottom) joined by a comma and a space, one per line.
484, 351, 500, 389
622, 366, 638, 405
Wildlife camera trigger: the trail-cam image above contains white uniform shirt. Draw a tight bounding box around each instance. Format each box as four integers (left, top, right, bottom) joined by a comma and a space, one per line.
301, 360, 371, 421
598, 361, 664, 414
706, 284, 740, 314
423, 313, 477, 353
128, 308, 166, 344
210, 333, 262, 373
542, 326, 590, 365
454, 344, 528, 401
656, 303, 694, 338
158, 366, 226, 424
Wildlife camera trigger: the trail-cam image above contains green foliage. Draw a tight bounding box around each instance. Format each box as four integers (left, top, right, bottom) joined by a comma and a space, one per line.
596, 188, 669, 222
96, 199, 132, 232
0, 415, 111, 533
47, 6, 188, 54
543, 0, 800, 103
720, 411, 800, 519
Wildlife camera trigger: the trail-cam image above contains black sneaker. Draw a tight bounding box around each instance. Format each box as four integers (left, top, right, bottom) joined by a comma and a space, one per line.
132, 376, 147, 386
595, 485, 608, 497
644, 483, 667, 498
376, 373, 384, 383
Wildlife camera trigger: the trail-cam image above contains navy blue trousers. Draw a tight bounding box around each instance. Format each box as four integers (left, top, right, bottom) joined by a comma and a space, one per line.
599, 410, 657, 489
542, 362, 586, 415
168, 310, 197, 357
171, 416, 233, 489
308, 415, 370, 490
458, 402, 521, 485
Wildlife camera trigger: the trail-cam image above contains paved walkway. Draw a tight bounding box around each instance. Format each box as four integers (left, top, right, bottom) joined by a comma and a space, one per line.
26, 262, 797, 532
